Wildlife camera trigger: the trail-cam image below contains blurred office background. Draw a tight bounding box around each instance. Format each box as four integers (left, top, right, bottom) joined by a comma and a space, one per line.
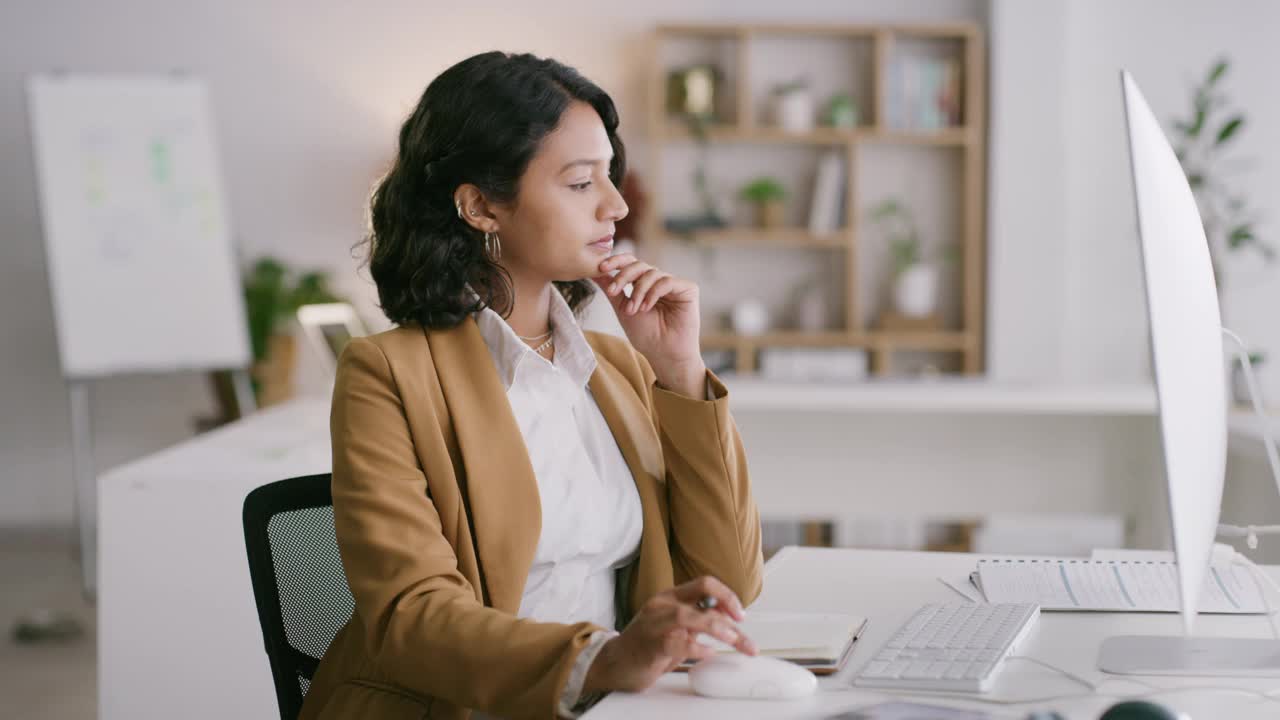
3, 0, 1280, 717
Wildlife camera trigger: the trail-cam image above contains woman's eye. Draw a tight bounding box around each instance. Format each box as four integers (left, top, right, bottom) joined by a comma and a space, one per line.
569, 181, 593, 192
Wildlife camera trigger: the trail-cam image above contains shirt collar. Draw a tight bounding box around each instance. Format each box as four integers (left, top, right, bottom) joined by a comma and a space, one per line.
471, 285, 598, 391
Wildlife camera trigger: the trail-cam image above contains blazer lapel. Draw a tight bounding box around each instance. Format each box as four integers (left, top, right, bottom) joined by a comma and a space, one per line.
428, 318, 541, 614
586, 359, 664, 487
587, 354, 674, 617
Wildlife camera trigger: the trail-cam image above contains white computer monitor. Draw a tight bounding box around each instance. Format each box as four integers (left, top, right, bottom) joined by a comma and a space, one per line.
1097, 70, 1280, 676
1123, 69, 1228, 630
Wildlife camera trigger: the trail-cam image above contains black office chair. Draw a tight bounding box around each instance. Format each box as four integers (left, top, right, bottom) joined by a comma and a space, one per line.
243, 473, 354, 720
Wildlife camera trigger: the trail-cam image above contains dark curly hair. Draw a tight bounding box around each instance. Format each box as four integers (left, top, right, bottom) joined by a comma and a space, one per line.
362, 51, 627, 329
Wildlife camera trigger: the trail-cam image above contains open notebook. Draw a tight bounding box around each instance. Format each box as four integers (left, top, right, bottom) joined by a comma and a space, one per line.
689, 611, 868, 675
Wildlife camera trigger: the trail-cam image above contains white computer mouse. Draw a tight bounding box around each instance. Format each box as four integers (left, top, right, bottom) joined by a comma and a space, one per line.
687, 653, 818, 700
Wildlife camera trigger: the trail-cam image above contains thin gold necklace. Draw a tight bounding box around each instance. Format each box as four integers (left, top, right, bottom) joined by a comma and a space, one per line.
532, 336, 554, 355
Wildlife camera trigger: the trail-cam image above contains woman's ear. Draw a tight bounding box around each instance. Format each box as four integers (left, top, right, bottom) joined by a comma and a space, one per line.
454, 184, 499, 233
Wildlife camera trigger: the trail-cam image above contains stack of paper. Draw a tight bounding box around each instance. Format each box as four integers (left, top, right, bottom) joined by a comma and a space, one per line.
969, 556, 1268, 614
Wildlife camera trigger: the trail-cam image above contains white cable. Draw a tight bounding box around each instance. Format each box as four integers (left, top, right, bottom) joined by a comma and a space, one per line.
1232, 553, 1280, 639
1220, 327, 1280, 505
1248, 558, 1280, 600
1131, 685, 1280, 703
1217, 523, 1280, 550
1008, 655, 1097, 692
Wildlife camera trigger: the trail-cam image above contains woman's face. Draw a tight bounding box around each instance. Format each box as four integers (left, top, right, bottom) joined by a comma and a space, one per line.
489, 101, 629, 283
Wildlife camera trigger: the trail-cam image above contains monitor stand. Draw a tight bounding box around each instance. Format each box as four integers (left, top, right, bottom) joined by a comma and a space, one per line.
1099, 636, 1280, 677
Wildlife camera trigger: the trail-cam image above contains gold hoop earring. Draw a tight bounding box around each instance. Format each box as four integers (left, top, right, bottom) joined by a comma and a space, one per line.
484, 231, 502, 261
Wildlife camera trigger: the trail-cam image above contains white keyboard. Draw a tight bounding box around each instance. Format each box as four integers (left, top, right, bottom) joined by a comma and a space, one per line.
854, 602, 1040, 693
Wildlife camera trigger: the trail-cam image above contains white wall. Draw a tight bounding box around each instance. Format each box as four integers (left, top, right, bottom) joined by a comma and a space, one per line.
990, 0, 1280, 388
986, 0, 1070, 381
1067, 0, 1280, 386
0, 0, 986, 528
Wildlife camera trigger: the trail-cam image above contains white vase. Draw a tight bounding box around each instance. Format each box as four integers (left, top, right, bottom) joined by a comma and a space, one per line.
893, 263, 939, 318
774, 91, 814, 133
731, 299, 770, 336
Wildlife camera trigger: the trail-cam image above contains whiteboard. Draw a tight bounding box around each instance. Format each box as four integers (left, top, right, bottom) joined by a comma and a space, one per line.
27, 74, 251, 378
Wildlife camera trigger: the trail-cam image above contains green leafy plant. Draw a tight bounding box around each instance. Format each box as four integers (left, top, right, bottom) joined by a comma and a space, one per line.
686, 113, 721, 224
243, 257, 341, 362
739, 177, 788, 205
825, 93, 859, 127
869, 199, 921, 275
869, 198, 959, 275
1171, 57, 1275, 287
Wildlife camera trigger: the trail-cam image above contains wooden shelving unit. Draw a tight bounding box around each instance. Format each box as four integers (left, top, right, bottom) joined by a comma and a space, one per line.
647, 22, 987, 377
660, 122, 975, 146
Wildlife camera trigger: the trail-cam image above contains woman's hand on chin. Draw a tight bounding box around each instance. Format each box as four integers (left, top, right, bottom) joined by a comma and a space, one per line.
593, 254, 707, 398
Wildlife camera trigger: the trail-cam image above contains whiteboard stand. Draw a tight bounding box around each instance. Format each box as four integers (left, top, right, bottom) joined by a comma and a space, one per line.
68, 381, 95, 599
68, 370, 255, 599
27, 74, 257, 600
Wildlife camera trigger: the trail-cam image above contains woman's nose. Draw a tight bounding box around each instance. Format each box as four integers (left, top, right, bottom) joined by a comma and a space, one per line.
600, 183, 629, 223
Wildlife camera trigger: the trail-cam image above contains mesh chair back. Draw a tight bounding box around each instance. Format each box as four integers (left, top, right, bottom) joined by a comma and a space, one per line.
244, 473, 355, 719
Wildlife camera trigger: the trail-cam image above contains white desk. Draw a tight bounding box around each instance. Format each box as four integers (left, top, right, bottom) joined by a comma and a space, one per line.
588, 546, 1280, 720
97, 395, 1280, 719
98, 397, 331, 720
724, 378, 1158, 416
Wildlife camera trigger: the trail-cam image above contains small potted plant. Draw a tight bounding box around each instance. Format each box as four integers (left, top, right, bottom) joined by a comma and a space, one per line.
825, 93, 859, 128
242, 257, 342, 406
739, 177, 788, 229
869, 198, 957, 318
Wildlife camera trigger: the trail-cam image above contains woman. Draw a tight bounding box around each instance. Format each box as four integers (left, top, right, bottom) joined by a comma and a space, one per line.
300, 51, 764, 720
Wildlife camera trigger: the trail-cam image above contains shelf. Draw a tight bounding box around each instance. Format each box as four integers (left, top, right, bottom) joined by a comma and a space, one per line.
867, 330, 972, 351
655, 23, 742, 37
654, 21, 987, 376
701, 331, 971, 352
721, 378, 1158, 416
865, 128, 973, 146
889, 23, 980, 39
677, 228, 849, 248
702, 331, 858, 350
658, 22, 976, 40
660, 121, 972, 146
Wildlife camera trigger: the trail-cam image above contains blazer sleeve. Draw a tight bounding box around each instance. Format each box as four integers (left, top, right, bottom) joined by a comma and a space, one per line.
639, 359, 765, 606
330, 337, 603, 720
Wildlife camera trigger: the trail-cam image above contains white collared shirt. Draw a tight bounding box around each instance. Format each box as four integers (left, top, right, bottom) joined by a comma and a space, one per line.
473, 289, 644, 633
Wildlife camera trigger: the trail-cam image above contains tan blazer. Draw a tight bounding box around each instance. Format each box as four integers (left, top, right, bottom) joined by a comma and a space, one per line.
299, 318, 763, 720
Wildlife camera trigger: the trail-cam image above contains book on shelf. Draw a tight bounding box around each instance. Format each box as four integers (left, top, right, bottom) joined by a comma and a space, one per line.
759, 347, 868, 382
807, 150, 846, 235
887, 56, 962, 131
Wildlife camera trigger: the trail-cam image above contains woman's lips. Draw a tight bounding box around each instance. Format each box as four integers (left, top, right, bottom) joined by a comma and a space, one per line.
590, 235, 614, 250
